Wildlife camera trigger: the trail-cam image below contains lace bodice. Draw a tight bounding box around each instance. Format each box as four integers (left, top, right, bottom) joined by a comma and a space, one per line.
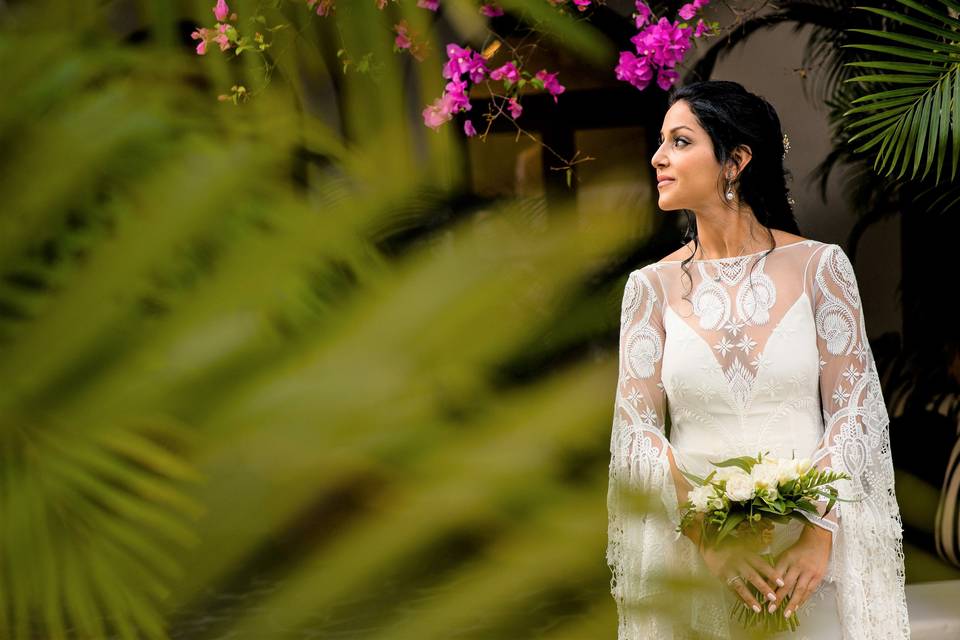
606, 239, 910, 639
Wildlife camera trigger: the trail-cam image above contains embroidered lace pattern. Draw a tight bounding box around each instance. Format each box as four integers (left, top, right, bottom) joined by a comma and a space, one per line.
606, 240, 910, 639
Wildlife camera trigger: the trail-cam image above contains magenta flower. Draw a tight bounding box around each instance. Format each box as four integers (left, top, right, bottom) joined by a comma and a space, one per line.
394, 24, 411, 50
635, 1, 652, 28
464, 120, 477, 136
507, 97, 522, 119
614, 50, 653, 90
535, 69, 565, 102
572, 0, 591, 11
213, 0, 229, 21
678, 3, 697, 20
423, 97, 453, 129
490, 61, 520, 84
417, 0, 439, 11
657, 66, 679, 91
694, 19, 711, 37
480, 3, 504, 17
631, 18, 693, 68
694, 0, 710, 7
196, 39, 208, 55
443, 45, 487, 83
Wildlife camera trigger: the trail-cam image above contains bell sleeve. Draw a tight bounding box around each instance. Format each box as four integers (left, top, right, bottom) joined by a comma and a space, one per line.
808, 244, 910, 638
606, 268, 692, 628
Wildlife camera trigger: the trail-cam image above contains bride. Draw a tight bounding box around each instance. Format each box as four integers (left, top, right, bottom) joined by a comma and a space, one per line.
606, 80, 910, 639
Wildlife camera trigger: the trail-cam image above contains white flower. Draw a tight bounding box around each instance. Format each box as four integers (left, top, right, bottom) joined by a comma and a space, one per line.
713, 466, 742, 483
796, 457, 813, 475
724, 470, 755, 502
751, 460, 781, 494
775, 458, 800, 483
688, 485, 713, 513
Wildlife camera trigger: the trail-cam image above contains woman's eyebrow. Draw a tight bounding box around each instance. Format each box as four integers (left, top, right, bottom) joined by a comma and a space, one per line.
659, 125, 694, 136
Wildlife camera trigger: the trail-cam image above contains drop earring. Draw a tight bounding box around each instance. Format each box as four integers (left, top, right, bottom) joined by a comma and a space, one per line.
725, 173, 735, 201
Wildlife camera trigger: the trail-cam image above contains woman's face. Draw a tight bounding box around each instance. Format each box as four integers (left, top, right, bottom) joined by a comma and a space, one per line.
650, 100, 727, 212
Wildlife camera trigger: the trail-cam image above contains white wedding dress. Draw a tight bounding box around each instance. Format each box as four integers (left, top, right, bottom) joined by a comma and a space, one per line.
606, 239, 910, 639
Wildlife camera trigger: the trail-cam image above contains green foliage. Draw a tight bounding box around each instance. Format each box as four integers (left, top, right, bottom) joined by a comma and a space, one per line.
0, 1, 670, 639
841, 0, 960, 184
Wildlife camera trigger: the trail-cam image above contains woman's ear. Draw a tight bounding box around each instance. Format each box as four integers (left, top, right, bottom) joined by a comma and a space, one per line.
727, 144, 753, 179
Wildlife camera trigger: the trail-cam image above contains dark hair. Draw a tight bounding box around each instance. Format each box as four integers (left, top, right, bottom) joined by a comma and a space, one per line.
665, 80, 801, 305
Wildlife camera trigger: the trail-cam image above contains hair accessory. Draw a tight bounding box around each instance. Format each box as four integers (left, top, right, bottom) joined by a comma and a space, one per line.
782, 132, 791, 159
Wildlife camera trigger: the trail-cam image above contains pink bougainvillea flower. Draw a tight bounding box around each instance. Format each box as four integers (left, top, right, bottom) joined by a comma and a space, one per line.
394, 24, 412, 50
423, 97, 453, 129
464, 120, 477, 136
631, 18, 693, 68
507, 97, 522, 119
678, 3, 697, 20
443, 44, 487, 82
535, 69, 565, 102
195, 39, 208, 55
479, 3, 504, 17
694, 0, 710, 7
417, 0, 439, 11
657, 66, 679, 90
213, 0, 229, 21
444, 77, 472, 112
572, 0, 591, 11
490, 61, 520, 84
307, 0, 334, 15
614, 50, 653, 90
634, 0, 652, 28
694, 18, 711, 37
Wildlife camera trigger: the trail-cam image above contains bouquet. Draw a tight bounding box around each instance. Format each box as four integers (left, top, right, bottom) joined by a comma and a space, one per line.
675, 451, 851, 633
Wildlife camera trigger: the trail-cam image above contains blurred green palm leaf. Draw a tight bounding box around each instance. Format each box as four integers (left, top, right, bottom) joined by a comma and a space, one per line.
841, 0, 960, 183
0, 1, 691, 639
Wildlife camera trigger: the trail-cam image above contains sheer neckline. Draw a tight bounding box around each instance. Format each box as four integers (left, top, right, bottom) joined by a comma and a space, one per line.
658, 239, 813, 264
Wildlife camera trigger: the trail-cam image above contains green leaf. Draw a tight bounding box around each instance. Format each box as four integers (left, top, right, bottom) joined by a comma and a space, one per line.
935, 70, 952, 183
846, 60, 944, 74
855, 5, 960, 42
715, 511, 747, 545
845, 73, 939, 84
953, 67, 960, 179
842, 43, 960, 63
911, 90, 932, 178
844, 94, 921, 115
850, 86, 927, 103
708, 455, 757, 474
846, 27, 960, 53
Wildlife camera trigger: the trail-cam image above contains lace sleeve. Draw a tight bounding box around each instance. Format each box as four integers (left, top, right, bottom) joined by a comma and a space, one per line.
607, 269, 687, 610
809, 244, 910, 637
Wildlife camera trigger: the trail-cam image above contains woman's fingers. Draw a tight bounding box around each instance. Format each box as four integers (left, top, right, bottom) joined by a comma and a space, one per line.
772, 565, 800, 612
786, 573, 821, 617
728, 576, 763, 612
785, 574, 812, 617
745, 554, 784, 589
737, 563, 776, 605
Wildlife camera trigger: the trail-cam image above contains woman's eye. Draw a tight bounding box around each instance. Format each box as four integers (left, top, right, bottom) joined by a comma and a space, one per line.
658, 137, 688, 147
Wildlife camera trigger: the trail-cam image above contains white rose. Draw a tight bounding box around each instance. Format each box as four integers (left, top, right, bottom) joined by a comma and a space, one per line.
688, 485, 713, 513
724, 470, 755, 502
776, 458, 800, 483
751, 461, 781, 491
796, 457, 813, 474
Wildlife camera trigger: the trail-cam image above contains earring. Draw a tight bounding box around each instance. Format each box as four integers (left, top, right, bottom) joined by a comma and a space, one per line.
725, 173, 735, 201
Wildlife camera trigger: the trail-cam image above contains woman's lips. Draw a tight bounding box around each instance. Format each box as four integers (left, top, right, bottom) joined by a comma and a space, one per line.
657, 178, 675, 188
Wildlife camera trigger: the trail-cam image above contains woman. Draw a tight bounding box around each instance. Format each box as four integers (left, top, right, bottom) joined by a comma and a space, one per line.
606, 81, 910, 639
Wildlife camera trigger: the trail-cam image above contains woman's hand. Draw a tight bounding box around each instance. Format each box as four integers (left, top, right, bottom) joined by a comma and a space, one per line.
698, 537, 785, 613
771, 524, 832, 618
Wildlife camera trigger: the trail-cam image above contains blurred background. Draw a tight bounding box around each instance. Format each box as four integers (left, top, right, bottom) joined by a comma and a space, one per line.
1, 0, 959, 638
